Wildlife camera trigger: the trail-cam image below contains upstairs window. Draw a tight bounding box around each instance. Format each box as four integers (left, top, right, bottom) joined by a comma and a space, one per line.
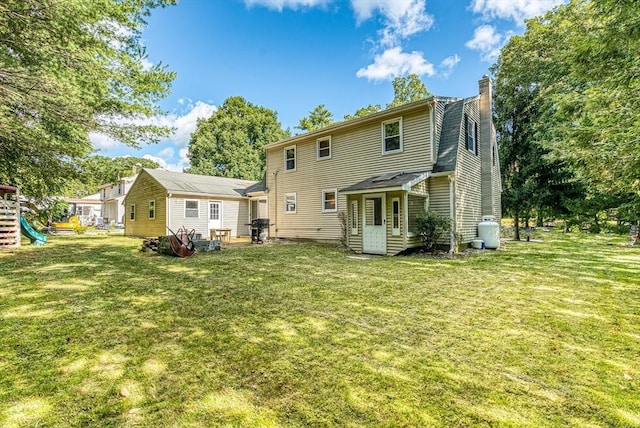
465, 114, 478, 154
317, 136, 331, 160
382, 118, 402, 153
284, 145, 296, 171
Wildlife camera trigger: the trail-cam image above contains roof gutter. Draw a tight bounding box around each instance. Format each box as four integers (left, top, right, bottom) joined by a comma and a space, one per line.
266, 97, 450, 150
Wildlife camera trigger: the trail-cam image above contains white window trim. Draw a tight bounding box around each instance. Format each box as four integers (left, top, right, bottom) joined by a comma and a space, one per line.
149, 200, 155, 220
284, 145, 296, 172
129, 204, 136, 221
381, 117, 403, 154
321, 189, 338, 213
316, 136, 332, 160
185, 199, 200, 218
350, 200, 358, 235
284, 193, 297, 214
391, 197, 400, 236
466, 114, 477, 154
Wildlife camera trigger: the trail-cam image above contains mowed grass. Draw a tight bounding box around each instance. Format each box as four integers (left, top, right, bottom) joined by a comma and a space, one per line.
0, 231, 638, 427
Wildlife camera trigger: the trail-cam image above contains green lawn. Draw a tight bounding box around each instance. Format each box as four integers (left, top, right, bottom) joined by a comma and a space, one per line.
0, 231, 639, 427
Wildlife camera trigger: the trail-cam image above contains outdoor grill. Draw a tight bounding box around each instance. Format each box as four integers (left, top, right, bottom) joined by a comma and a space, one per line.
249, 218, 270, 244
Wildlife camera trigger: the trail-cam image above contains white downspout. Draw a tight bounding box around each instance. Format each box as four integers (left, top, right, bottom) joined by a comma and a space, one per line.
167, 193, 172, 235
448, 175, 455, 253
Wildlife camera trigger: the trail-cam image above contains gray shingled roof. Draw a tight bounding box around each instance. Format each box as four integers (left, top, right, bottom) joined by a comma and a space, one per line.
244, 176, 267, 194
144, 168, 258, 198
340, 171, 429, 193
433, 99, 464, 173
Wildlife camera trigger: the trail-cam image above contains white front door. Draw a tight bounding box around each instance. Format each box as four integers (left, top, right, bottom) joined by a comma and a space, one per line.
362, 194, 386, 255
208, 201, 222, 230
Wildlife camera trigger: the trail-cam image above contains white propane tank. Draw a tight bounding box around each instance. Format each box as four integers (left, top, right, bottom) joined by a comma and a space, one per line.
478, 216, 500, 249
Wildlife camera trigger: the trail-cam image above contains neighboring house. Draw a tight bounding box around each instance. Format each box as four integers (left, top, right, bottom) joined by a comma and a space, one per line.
100, 172, 138, 225
65, 193, 102, 225
123, 168, 259, 239
263, 75, 501, 255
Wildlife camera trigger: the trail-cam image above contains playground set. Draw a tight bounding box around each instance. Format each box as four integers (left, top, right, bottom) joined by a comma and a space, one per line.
0, 185, 47, 248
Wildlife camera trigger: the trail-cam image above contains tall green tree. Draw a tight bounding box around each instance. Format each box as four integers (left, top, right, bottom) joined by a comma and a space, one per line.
0, 0, 176, 197
296, 104, 334, 132
187, 96, 289, 180
71, 156, 159, 196
343, 104, 382, 121
386, 74, 431, 109
492, 0, 640, 237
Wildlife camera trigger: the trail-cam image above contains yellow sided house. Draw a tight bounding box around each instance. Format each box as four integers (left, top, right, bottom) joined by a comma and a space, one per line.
123, 168, 262, 240
263, 76, 501, 255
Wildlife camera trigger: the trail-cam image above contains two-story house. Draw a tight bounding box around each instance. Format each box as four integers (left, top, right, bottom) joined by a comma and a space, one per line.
263, 75, 501, 255
99, 172, 138, 225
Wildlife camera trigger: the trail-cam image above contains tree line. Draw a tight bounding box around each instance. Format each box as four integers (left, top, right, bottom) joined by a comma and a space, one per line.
3, 0, 637, 243
493, 0, 639, 240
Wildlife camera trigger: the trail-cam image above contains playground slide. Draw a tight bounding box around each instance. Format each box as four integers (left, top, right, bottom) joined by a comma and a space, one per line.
20, 215, 47, 246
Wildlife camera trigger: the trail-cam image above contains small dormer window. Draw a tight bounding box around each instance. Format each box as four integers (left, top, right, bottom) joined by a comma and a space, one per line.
382, 118, 402, 154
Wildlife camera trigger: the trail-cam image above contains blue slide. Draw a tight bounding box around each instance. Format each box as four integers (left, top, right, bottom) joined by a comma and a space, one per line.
20, 215, 47, 246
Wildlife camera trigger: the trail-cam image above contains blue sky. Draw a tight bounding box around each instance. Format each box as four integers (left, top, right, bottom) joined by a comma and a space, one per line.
91, 0, 564, 171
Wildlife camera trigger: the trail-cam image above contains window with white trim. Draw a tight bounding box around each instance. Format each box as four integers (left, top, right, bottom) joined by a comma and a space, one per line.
129, 204, 135, 221
322, 189, 337, 212
392, 197, 400, 235
317, 136, 331, 160
149, 200, 155, 220
350, 200, 358, 235
382, 118, 402, 153
284, 145, 296, 171
284, 193, 297, 214
465, 114, 477, 154
185, 200, 199, 218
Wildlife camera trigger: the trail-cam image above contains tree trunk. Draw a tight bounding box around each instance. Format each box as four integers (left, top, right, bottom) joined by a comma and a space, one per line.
514, 211, 521, 241
537, 211, 544, 227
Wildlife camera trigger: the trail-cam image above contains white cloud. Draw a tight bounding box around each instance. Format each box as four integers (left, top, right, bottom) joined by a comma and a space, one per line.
89, 132, 121, 151
465, 25, 505, 62
439, 54, 460, 77
244, 0, 329, 10
470, 0, 565, 25
90, 100, 216, 171
351, 0, 434, 47
168, 101, 217, 147
356, 46, 435, 81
